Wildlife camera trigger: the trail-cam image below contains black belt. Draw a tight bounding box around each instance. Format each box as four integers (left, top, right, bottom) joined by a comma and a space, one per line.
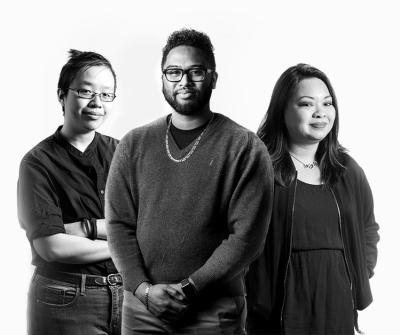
37, 268, 123, 286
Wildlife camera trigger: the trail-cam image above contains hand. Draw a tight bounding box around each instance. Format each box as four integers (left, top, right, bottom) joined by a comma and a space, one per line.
166, 283, 188, 304
147, 284, 189, 324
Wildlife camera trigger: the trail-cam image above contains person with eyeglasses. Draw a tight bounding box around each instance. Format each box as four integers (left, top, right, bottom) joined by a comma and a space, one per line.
105, 28, 274, 334
17, 49, 123, 335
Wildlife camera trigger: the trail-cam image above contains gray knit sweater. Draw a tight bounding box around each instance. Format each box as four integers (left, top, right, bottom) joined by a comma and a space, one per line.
105, 113, 273, 296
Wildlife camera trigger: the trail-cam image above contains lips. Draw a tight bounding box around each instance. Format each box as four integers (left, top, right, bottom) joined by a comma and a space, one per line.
310, 122, 328, 128
83, 111, 104, 118
176, 89, 196, 99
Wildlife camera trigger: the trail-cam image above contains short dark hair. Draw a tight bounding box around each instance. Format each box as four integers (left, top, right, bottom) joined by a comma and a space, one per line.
257, 63, 346, 186
161, 28, 216, 70
58, 49, 117, 96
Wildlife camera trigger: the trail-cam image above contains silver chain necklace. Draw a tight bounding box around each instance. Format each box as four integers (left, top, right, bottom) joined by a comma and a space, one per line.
290, 153, 318, 169
165, 113, 214, 163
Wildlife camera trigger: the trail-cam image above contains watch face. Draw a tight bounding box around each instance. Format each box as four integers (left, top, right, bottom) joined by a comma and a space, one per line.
181, 279, 196, 300
181, 278, 190, 288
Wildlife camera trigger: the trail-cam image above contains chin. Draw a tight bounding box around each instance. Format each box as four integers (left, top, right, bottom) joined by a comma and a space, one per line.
175, 101, 206, 116
84, 120, 104, 131
305, 135, 328, 144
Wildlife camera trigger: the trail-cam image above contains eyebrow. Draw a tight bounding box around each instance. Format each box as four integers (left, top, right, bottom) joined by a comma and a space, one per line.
79, 81, 114, 90
164, 64, 205, 69
297, 95, 332, 101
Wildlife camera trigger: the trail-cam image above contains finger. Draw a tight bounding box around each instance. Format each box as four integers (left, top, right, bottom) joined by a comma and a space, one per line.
165, 287, 187, 302
166, 300, 189, 314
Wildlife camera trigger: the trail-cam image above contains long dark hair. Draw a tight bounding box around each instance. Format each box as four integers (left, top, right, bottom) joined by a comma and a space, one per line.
257, 63, 346, 186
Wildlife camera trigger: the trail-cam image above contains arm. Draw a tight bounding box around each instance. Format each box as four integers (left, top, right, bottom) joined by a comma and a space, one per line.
18, 158, 110, 263
135, 282, 188, 324
105, 138, 149, 292
64, 219, 108, 240
360, 169, 379, 278
106, 138, 188, 322
33, 233, 110, 263
190, 135, 274, 292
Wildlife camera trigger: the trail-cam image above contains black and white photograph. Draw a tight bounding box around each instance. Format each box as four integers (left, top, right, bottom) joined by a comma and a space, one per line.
2, 1, 398, 334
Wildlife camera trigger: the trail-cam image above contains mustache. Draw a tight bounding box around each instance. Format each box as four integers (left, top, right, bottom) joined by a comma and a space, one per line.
175, 88, 196, 94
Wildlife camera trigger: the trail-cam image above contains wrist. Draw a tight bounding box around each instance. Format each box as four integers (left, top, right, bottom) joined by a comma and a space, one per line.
180, 277, 197, 301
144, 284, 152, 310
134, 281, 152, 305
88, 218, 97, 240
80, 218, 92, 237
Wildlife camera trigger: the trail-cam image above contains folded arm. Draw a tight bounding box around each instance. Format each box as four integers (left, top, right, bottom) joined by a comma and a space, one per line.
33, 233, 110, 263
64, 219, 108, 240
18, 158, 111, 264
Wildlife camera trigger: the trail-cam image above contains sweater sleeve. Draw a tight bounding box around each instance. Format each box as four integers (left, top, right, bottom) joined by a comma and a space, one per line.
359, 168, 379, 278
105, 136, 149, 292
190, 134, 274, 292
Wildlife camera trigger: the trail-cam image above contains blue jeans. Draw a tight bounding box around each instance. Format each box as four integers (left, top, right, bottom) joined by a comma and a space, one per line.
122, 290, 246, 334
28, 271, 124, 335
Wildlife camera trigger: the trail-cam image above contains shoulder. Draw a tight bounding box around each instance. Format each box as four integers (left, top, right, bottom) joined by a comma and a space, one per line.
215, 113, 252, 136
114, 116, 167, 159
20, 133, 57, 167
121, 116, 166, 144
214, 113, 267, 152
338, 153, 368, 186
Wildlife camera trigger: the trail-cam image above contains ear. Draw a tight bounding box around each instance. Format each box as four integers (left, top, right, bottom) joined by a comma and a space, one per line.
57, 88, 65, 105
57, 88, 66, 115
211, 71, 218, 89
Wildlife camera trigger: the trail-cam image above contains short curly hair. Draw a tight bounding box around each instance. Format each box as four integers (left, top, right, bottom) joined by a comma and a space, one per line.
161, 28, 216, 70
58, 49, 116, 95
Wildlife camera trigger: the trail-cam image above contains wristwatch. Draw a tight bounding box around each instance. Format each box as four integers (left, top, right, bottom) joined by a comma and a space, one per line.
180, 278, 197, 300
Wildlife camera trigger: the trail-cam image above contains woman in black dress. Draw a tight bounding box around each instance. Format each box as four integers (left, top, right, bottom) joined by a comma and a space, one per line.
246, 64, 379, 335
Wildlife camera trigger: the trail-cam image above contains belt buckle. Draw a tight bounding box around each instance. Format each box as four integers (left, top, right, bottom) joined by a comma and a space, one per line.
107, 274, 121, 286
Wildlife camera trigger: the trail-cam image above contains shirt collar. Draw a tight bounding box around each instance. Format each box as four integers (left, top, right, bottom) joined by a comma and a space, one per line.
54, 125, 99, 157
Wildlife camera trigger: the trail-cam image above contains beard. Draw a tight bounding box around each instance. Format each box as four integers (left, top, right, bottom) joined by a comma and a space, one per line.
162, 83, 213, 116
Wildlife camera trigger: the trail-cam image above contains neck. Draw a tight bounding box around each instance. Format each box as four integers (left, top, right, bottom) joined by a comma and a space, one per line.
288, 142, 319, 161
60, 125, 95, 152
171, 107, 212, 130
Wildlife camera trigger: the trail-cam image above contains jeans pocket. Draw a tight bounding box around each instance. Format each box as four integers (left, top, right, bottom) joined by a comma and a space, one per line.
32, 275, 79, 308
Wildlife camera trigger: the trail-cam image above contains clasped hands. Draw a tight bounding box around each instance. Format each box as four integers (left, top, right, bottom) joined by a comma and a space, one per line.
136, 282, 189, 324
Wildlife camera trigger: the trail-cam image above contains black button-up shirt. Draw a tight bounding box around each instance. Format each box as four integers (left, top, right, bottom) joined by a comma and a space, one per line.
18, 127, 119, 275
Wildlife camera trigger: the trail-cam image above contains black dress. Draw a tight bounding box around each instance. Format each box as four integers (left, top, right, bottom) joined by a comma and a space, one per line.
282, 180, 354, 335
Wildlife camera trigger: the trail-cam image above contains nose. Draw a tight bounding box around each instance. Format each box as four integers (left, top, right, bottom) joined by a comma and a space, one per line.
179, 72, 193, 86
89, 93, 103, 107
313, 103, 326, 118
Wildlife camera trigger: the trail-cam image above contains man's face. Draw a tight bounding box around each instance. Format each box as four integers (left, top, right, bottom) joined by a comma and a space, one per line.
162, 45, 217, 116
59, 66, 115, 134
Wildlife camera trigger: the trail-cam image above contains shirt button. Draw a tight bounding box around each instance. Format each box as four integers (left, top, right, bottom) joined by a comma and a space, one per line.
100, 190, 104, 195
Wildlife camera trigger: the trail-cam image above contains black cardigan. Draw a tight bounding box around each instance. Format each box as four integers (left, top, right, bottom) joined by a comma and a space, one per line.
246, 155, 379, 334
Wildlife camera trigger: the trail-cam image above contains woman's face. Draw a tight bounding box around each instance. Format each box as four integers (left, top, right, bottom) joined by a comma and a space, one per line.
284, 77, 336, 146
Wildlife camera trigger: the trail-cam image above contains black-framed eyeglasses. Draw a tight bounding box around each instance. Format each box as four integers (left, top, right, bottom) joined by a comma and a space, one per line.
68, 88, 116, 102
163, 67, 213, 82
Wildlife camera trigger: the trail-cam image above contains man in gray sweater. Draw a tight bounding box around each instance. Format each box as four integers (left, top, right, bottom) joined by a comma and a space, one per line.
105, 29, 273, 334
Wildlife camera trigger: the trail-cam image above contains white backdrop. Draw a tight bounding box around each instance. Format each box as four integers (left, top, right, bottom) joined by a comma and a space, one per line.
2, 0, 398, 333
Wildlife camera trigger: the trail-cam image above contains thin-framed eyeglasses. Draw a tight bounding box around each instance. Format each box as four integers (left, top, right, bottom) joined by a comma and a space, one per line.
163, 67, 214, 82
68, 88, 116, 102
